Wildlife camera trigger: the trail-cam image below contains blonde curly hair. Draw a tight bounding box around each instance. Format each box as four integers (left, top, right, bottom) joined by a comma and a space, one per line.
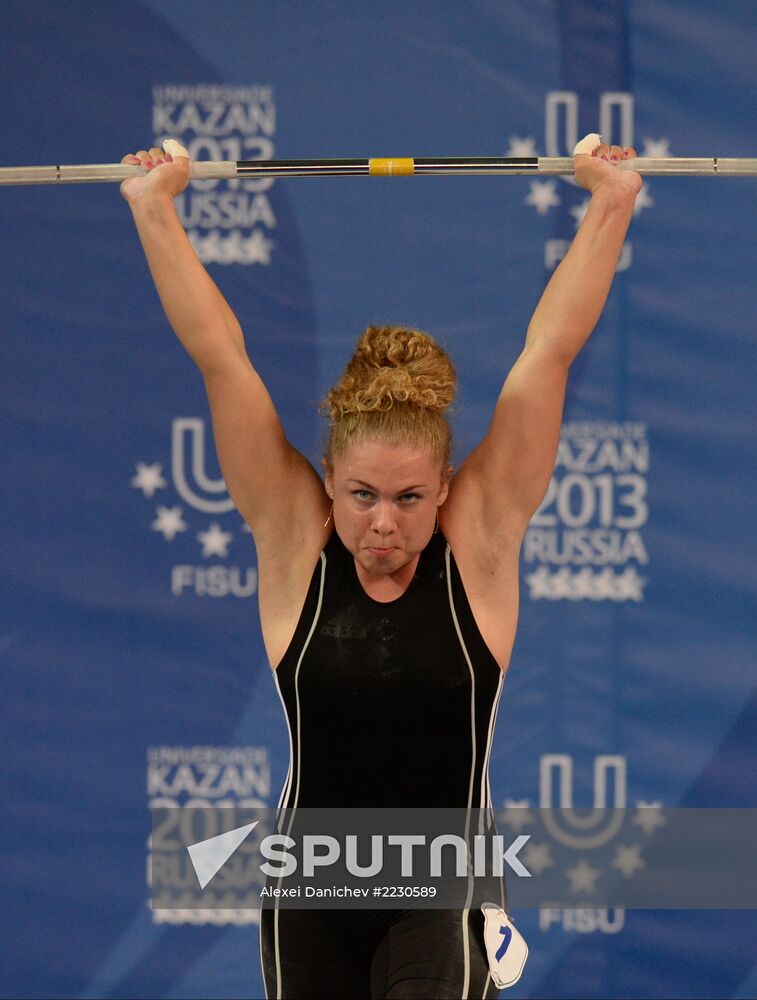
322, 325, 456, 466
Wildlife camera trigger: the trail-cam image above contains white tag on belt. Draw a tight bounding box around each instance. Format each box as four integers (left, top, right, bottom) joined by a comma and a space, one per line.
480, 901, 528, 989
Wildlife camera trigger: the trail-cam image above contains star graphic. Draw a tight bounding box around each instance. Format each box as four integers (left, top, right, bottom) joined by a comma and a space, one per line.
525, 180, 561, 215
241, 230, 275, 265
569, 196, 591, 228
572, 567, 599, 601
189, 229, 219, 261
189, 229, 274, 266
641, 137, 671, 157
220, 233, 244, 264
500, 799, 534, 833
521, 840, 555, 876
131, 461, 167, 499
565, 858, 601, 894
593, 567, 617, 600
612, 844, 646, 878
614, 567, 646, 601
551, 567, 577, 600
197, 521, 233, 558
151, 506, 188, 541
633, 182, 654, 217
525, 566, 555, 600
633, 801, 666, 835
506, 135, 538, 157
525, 566, 647, 603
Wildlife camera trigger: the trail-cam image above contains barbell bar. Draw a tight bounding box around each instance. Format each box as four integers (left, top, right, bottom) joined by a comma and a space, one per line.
2, 155, 757, 186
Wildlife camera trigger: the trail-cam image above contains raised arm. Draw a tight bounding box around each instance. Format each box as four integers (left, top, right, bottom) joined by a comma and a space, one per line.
449, 137, 642, 545
120, 144, 328, 549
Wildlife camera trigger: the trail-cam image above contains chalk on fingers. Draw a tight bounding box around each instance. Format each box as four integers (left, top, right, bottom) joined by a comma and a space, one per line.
162, 138, 189, 159
573, 133, 603, 156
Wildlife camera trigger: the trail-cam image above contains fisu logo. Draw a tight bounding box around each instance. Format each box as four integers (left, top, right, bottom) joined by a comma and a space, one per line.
537, 753, 628, 937
511, 90, 661, 271
503, 754, 660, 936
130, 417, 256, 597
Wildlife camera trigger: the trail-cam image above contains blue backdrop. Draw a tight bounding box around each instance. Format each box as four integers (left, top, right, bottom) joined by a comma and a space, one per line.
2, 1, 756, 997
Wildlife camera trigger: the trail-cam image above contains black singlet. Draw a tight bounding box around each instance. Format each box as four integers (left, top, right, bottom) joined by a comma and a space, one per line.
262, 529, 509, 999
273, 528, 505, 809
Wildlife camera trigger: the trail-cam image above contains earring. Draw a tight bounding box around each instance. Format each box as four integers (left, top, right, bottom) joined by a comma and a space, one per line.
433, 508, 440, 534
323, 493, 334, 529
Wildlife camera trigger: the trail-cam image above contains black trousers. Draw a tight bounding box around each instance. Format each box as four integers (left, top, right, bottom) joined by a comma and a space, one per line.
260, 906, 500, 999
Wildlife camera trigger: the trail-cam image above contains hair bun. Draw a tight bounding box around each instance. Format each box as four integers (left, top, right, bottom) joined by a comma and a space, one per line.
323, 325, 456, 421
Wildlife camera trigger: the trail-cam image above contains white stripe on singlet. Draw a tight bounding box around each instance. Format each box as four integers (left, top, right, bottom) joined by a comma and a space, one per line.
270, 550, 327, 1000
272, 678, 293, 814
482, 672, 508, 914
480, 671, 506, 991
444, 544, 478, 1000
481, 671, 504, 809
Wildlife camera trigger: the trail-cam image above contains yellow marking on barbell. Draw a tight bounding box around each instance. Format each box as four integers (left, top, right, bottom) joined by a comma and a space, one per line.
369, 158, 415, 176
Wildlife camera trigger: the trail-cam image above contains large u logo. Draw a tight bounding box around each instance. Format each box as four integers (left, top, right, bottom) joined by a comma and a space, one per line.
539, 754, 626, 848
172, 418, 235, 514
